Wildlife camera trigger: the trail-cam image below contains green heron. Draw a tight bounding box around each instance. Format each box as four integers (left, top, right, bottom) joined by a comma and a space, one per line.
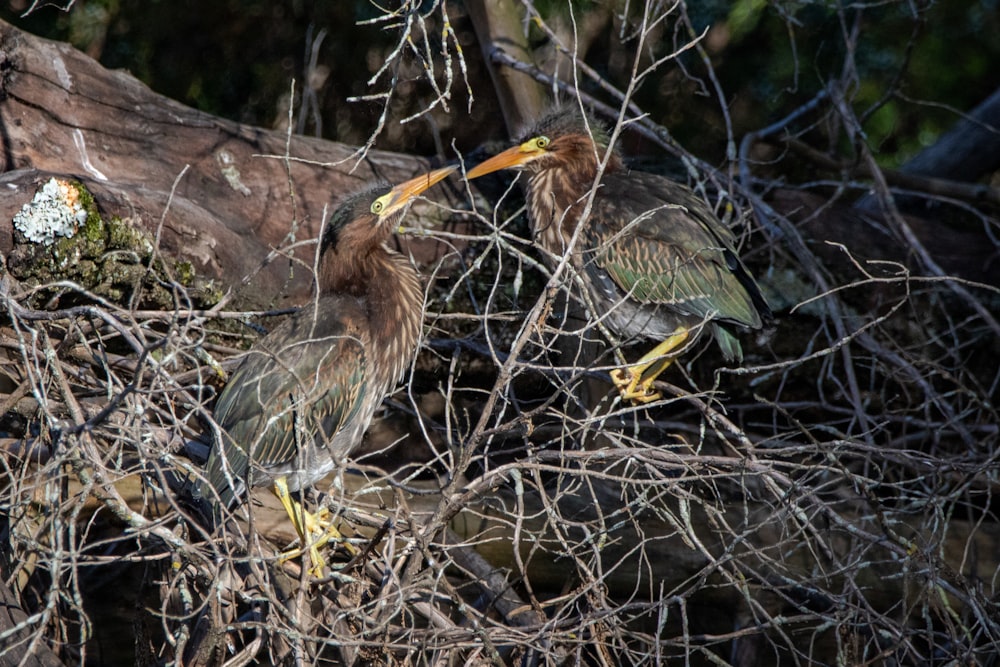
466, 109, 771, 402
201, 167, 455, 573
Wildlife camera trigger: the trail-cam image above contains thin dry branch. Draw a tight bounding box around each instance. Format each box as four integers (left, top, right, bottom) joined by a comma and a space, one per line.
2, 2, 999, 665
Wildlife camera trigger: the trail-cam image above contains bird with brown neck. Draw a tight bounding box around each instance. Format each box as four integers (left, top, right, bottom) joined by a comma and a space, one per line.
467, 108, 771, 402
201, 166, 455, 574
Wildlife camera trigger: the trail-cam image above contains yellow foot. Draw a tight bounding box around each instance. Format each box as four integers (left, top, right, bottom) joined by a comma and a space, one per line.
610, 367, 662, 403
609, 329, 690, 404
273, 477, 357, 577
277, 521, 351, 576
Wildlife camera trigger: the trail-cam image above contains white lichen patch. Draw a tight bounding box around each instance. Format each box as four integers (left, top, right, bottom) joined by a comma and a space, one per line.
12, 178, 89, 245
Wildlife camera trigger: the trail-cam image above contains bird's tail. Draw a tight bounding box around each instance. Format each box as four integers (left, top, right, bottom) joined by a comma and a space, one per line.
184, 432, 246, 531
712, 323, 744, 363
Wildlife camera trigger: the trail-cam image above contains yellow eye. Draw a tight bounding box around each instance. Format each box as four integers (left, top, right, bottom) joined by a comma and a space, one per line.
535, 136, 550, 149
371, 197, 387, 215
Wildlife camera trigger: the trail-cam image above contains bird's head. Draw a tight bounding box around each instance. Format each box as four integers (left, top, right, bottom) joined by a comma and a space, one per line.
321, 166, 455, 255
466, 107, 615, 180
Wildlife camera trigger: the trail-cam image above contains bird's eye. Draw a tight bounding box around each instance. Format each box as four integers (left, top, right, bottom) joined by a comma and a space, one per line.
535, 136, 550, 149
370, 199, 385, 215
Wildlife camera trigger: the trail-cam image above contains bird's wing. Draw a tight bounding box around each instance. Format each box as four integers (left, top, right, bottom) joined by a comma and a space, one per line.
212, 296, 371, 473
586, 172, 765, 329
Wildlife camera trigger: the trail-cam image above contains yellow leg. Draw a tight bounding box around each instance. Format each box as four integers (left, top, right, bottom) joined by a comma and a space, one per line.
609, 330, 689, 403
272, 477, 355, 577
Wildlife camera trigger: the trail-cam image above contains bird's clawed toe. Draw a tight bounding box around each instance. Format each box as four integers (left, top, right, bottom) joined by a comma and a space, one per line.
274, 477, 356, 577
610, 367, 663, 403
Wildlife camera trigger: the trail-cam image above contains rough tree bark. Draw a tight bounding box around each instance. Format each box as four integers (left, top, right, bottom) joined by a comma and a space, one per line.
0, 19, 466, 308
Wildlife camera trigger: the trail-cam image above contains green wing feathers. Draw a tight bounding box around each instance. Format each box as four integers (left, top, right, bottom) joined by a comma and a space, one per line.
207, 299, 370, 498
589, 176, 766, 330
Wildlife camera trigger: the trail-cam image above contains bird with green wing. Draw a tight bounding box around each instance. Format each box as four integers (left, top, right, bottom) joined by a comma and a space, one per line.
466, 108, 771, 403
200, 166, 455, 575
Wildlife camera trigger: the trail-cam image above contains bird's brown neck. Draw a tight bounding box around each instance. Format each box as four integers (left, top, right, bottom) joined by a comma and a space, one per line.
319, 242, 379, 296
319, 245, 422, 383
527, 143, 622, 254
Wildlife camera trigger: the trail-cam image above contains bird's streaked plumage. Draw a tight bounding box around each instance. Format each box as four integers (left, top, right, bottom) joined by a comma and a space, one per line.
467, 108, 771, 401
202, 168, 454, 526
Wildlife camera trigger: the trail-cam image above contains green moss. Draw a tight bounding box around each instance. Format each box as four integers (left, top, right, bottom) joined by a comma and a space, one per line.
175, 261, 195, 286
75, 184, 105, 242
105, 216, 153, 257
7, 180, 220, 310
190, 278, 224, 306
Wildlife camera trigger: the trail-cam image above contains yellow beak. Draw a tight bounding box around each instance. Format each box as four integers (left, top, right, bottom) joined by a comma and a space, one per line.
466, 139, 546, 179
382, 166, 457, 218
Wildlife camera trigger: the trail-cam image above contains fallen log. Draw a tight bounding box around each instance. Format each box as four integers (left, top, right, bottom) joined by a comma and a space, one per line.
0, 18, 467, 308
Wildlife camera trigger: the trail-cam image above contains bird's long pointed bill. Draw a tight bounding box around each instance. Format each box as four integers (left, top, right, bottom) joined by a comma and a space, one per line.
466, 143, 538, 179
384, 166, 457, 216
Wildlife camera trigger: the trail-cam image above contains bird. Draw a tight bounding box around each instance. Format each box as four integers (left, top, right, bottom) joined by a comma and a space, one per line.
201, 166, 455, 574
465, 108, 771, 403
